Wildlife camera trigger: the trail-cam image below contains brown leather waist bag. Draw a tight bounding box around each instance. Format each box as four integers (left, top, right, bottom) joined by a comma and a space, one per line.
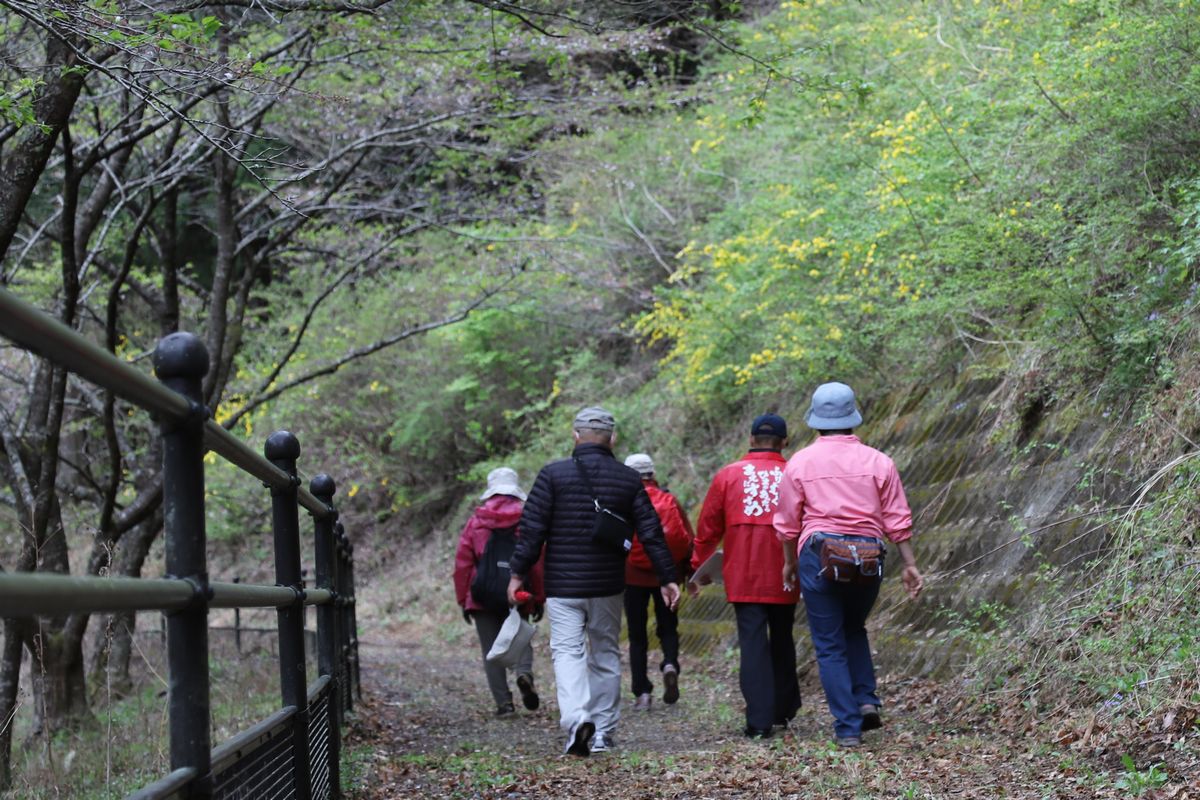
818, 537, 884, 585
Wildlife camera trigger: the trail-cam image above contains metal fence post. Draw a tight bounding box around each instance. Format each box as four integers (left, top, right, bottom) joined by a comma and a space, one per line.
335, 523, 354, 712
310, 475, 341, 799
233, 576, 242, 654
265, 430, 311, 800
153, 332, 212, 799
345, 536, 360, 703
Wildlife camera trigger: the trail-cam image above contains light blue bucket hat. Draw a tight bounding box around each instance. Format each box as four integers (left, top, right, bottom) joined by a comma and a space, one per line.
805, 382, 863, 430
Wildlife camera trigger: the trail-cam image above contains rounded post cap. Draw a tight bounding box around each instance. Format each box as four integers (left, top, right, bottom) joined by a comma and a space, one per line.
153, 332, 210, 380
310, 473, 336, 497
264, 430, 301, 461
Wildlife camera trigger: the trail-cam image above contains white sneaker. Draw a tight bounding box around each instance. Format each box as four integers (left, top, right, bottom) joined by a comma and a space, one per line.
591, 732, 614, 753
633, 693, 652, 711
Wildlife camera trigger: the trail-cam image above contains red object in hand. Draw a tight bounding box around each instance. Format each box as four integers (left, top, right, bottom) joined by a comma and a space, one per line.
514, 590, 531, 603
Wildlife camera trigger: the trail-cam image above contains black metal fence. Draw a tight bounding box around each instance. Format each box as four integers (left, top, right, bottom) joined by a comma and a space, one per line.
0, 288, 360, 800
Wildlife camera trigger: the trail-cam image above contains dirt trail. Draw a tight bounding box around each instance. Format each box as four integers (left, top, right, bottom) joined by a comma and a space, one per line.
339, 627, 1158, 800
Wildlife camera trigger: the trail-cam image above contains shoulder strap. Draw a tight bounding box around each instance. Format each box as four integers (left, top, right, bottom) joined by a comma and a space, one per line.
571, 456, 602, 512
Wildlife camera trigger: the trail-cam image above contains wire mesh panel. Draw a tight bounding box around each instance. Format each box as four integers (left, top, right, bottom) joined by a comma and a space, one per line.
674, 591, 738, 656
212, 712, 297, 800
308, 681, 332, 800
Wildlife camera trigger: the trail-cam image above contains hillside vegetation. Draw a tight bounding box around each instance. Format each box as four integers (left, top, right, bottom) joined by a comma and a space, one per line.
293, 0, 1200, 518
324, 0, 1200, 791
3, 0, 1199, 794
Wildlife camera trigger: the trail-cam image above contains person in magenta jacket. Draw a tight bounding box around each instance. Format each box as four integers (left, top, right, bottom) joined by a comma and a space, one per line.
688, 414, 801, 739
454, 467, 545, 717
775, 382, 924, 748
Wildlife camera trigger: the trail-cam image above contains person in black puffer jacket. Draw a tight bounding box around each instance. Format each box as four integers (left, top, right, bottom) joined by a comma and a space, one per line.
507, 406, 681, 757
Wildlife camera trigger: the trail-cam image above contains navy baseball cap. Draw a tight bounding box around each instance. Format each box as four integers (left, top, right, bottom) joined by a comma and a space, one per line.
750, 413, 788, 438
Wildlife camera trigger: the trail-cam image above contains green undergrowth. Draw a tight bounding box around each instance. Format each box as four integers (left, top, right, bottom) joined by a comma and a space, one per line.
3, 639, 284, 799
211, 0, 1200, 551
955, 453, 1200, 784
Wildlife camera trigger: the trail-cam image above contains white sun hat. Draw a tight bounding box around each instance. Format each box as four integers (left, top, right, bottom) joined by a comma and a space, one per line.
480, 467, 527, 502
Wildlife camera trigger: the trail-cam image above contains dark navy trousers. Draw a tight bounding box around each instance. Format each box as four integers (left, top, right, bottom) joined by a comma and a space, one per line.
732, 601, 801, 732
799, 535, 883, 738
623, 584, 679, 697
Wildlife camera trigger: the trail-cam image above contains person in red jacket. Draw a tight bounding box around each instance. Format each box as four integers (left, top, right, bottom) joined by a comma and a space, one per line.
454, 467, 545, 717
688, 414, 800, 738
623, 453, 695, 711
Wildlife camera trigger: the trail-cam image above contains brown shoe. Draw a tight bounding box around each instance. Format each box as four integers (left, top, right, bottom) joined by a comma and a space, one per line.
633, 693, 652, 711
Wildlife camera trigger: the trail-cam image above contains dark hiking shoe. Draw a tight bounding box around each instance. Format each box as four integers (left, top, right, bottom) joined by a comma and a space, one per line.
836, 736, 862, 748
860, 704, 882, 731
517, 674, 540, 711
564, 721, 594, 757
495, 702, 516, 718
743, 726, 772, 740
662, 664, 679, 704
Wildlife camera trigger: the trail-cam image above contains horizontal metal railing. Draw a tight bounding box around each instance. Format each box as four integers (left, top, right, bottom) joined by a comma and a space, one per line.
0, 286, 357, 799
126, 768, 198, 800
0, 288, 332, 519
0, 574, 337, 615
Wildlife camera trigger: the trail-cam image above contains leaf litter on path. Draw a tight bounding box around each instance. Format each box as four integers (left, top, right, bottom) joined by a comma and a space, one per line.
343, 637, 1195, 799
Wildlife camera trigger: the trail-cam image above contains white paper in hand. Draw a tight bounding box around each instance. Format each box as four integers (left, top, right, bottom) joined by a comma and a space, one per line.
486, 607, 536, 667
690, 549, 723, 585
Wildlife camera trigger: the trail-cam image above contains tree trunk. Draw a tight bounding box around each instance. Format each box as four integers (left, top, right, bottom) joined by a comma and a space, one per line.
0, 35, 87, 262
0, 618, 29, 791
27, 624, 90, 737
89, 514, 162, 697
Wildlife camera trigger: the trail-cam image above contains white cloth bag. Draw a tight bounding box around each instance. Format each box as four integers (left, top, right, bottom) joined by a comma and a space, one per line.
485, 607, 537, 667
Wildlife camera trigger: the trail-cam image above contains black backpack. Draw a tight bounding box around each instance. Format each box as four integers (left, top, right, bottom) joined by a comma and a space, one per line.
470, 526, 519, 614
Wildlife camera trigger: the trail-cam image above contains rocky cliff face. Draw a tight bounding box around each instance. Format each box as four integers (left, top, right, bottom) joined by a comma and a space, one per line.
865, 371, 1131, 676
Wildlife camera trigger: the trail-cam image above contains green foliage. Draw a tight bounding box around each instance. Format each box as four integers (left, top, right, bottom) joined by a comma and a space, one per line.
1113, 754, 1169, 796
569, 0, 1200, 408
0, 77, 48, 131
967, 455, 1200, 742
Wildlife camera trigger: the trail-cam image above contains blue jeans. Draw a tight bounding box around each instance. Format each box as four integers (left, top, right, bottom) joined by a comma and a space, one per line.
799, 534, 883, 738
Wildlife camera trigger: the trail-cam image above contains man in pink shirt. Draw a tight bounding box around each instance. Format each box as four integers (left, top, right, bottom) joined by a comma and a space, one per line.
774, 383, 923, 747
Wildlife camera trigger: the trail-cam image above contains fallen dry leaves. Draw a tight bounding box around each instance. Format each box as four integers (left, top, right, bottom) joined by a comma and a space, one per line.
341, 642, 1198, 800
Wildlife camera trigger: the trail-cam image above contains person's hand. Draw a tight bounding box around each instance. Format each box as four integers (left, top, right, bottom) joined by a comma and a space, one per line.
901, 565, 924, 600
661, 582, 681, 611
686, 579, 701, 598
506, 575, 524, 606
461, 608, 473, 625
531, 604, 544, 623
782, 562, 798, 593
